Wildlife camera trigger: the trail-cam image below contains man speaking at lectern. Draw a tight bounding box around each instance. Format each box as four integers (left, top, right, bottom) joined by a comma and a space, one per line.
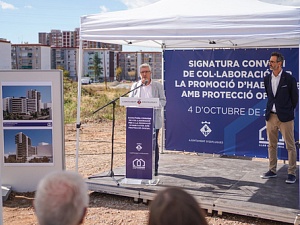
129, 63, 166, 176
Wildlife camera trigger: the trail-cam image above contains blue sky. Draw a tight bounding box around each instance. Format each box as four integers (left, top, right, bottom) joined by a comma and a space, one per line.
1, 0, 299, 47
0, 0, 159, 45
2, 85, 52, 103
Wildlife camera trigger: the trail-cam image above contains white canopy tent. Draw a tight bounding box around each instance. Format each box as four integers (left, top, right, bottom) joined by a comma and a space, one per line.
80, 0, 300, 48
74, 0, 300, 170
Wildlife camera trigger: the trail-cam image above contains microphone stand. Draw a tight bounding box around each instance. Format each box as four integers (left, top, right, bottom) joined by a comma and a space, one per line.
88, 82, 145, 186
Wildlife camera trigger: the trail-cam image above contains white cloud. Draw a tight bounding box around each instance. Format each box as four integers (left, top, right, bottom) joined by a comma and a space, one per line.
120, 0, 159, 9
99, 5, 108, 13
0, 1, 17, 9
24, 5, 33, 9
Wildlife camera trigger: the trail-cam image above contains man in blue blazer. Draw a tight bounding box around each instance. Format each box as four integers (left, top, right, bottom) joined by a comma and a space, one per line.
261, 52, 298, 184
129, 63, 167, 176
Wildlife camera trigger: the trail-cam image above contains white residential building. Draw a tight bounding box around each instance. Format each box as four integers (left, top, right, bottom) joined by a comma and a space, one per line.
11, 44, 51, 70
0, 39, 12, 70
36, 142, 52, 157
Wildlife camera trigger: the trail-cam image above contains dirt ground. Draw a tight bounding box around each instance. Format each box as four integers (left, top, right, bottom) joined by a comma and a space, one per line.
2, 121, 291, 225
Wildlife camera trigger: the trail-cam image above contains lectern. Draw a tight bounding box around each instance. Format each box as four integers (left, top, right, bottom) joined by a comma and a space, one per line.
120, 97, 159, 184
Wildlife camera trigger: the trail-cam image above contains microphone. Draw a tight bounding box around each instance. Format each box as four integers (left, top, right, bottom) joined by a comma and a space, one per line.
144, 79, 149, 86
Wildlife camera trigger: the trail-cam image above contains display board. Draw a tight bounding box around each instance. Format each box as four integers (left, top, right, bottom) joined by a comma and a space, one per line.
0, 70, 64, 192
164, 48, 299, 159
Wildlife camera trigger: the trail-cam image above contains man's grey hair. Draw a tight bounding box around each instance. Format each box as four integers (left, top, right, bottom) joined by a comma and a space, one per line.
139, 63, 152, 72
34, 171, 89, 225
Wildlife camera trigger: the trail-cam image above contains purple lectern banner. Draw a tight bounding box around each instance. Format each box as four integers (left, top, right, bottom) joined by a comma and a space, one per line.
126, 107, 154, 179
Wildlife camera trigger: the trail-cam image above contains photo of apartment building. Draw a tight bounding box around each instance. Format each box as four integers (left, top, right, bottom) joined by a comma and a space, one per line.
2, 86, 52, 120
4, 129, 53, 164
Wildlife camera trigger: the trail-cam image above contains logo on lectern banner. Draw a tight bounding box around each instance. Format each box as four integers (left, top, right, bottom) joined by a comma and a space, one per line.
132, 158, 146, 170
136, 143, 142, 151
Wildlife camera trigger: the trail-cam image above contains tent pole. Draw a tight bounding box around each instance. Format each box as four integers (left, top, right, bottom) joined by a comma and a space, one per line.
160, 43, 166, 153
75, 39, 83, 172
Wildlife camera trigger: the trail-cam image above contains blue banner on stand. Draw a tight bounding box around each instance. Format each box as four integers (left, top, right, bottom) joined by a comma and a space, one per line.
126, 107, 154, 179
164, 48, 299, 159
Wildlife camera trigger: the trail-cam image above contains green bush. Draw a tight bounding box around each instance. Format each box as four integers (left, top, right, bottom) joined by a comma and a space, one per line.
63, 78, 127, 124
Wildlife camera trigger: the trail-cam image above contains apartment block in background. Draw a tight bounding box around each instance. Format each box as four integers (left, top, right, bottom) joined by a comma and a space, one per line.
51, 47, 78, 80
118, 51, 162, 81
0, 39, 12, 70
137, 52, 162, 80
39, 29, 122, 80
11, 44, 51, 70
83, 49, 118, 82
39, 28, 122, 51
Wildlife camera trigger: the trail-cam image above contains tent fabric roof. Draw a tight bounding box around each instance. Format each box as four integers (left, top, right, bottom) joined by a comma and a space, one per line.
80, 0, 300, 48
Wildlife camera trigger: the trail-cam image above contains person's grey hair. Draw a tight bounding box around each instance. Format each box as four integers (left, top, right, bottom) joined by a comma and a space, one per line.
139, 63, 152, 72
34, 171, 89, 225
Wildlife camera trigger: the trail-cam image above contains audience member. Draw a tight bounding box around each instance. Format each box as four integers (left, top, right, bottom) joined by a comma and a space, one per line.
148, 187, 208, 225
34, 171, 89, 225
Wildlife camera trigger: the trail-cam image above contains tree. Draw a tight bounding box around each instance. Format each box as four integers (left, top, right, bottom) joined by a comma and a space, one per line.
93, 52, 103, 81
63, 70, 70, 78
57, 65, 64, 70
57, 65, 70, 79
115, 66, 122, 81
128, 69, 136, 81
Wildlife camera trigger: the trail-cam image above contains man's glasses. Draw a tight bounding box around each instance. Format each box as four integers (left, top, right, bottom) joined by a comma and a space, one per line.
140, 71, 150, 74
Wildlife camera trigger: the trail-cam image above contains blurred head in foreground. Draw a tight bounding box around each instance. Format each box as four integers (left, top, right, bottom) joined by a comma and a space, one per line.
148, 187, 208, 225
34, 171, 89, 225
